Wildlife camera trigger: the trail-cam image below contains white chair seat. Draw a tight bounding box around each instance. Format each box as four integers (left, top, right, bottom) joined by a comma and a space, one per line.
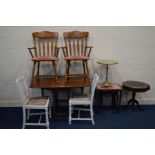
27, 98, 48, 106
69, 94, 91, 105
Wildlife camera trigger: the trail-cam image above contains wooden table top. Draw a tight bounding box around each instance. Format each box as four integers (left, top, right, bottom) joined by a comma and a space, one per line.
96, 83, 122, 91
30, 75, 91, 89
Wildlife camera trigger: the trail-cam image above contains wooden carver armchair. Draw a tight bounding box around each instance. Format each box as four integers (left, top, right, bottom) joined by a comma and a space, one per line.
62, 31, 93, 82
28, 31, 59, 82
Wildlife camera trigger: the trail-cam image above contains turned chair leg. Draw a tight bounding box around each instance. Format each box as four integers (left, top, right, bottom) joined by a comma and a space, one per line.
52, 61, 58, 83
32, 62, 37, 80
82, 61, 86, 80
85, 61, 89, 81
37, 62, 40, 76
65, 61, 70, 82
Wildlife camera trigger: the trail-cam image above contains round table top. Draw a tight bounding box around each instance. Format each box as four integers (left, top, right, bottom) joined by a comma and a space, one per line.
123, 80, 150, 92
97, 60, 118, 65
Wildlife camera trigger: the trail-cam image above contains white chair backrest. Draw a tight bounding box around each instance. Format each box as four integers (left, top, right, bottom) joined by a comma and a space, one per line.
16, 76, 29, 102
90, 73, 99, 102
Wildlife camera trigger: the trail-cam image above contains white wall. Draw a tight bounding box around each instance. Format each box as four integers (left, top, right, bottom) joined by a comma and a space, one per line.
0, 26, 155, 106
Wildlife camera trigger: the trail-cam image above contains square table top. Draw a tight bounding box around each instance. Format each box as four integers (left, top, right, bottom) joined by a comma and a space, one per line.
96, 83, 122, 91
30, 75, 91, 89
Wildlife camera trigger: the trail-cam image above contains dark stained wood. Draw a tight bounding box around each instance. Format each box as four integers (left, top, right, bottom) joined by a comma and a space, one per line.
63, 31, 89, 38
122, 80, 150, 111
122, 80, 150, 92
32, 31, 58, 38
30, 75, 91, 89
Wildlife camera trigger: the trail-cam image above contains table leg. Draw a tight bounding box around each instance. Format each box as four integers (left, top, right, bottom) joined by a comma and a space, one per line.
80, 87, 84, 94
94, 90, 99, 106
112, 92, 119, 112
135, 100, 144, 111
112, 92, 115, 107
100, 91, 103, 106
52, 89, 70, 118
127, 91, 143, 111
115, 92, 119, 111
117, 90, 122, 111
41, 88, 44, 97
52, 90, 57, 117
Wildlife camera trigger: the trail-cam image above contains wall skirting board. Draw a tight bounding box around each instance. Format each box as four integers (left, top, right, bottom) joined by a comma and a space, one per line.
0, 98, 155, 107
0, 100, 22, 107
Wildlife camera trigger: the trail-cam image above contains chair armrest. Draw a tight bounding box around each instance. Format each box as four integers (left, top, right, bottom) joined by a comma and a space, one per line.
61, 47, 68, 57
85, 46, 93, 57
28, 47, 37, 58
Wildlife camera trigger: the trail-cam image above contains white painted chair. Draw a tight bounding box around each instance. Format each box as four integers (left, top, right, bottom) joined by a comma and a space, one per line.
16, 76, 51, 129
69, 73, 99, 125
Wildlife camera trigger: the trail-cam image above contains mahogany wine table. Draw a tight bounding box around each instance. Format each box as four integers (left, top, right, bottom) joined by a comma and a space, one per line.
122, 80, 150, 111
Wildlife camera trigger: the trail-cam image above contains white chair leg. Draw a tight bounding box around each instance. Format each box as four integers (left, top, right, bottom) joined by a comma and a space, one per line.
22, 107, 26, 129
69, 105, 72, 125
45, 108, 49, 129
90, 106, 95, 125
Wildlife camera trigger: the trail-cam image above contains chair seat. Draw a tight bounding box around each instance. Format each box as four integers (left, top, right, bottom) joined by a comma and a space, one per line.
31, 56, 57, 61
65, 56, 89, 61
26, 97, 48, 106
69, 94, 91, 105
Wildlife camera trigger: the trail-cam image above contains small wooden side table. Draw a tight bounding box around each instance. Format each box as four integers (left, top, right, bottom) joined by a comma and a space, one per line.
95, 83, 122, 111
122, 80, 150, 111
